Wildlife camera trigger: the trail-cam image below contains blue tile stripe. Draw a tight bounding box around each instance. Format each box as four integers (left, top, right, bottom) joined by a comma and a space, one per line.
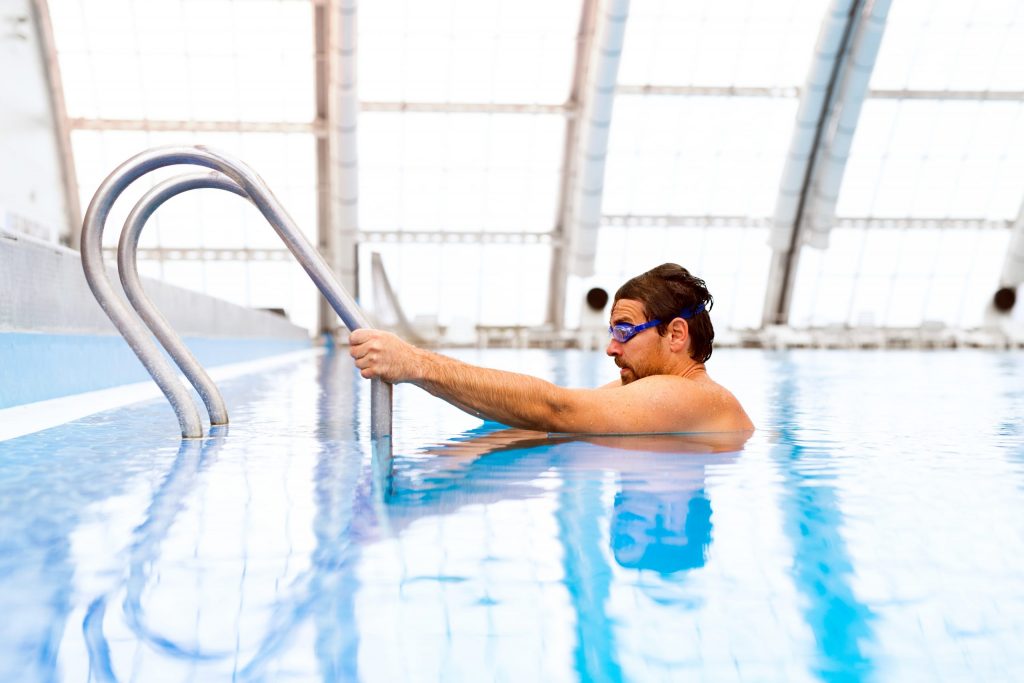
0, 332, 310, 409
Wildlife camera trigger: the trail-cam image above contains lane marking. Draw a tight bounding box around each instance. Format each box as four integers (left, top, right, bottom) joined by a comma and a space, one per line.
0, 348, 325, 443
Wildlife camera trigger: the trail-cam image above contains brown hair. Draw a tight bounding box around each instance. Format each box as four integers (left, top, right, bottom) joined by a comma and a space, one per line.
614, 263, 715, 362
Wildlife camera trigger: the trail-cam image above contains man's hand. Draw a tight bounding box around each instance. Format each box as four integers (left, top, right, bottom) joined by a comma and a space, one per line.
348, 329, 423, 383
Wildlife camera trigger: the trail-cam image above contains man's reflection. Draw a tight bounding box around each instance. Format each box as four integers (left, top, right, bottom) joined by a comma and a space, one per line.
611, 488, 712, 573
388, 428, 749, 575
378, 428, 747, 680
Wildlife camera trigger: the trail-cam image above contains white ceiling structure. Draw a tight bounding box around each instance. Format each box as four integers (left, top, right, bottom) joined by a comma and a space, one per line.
23, 0, 1024, 333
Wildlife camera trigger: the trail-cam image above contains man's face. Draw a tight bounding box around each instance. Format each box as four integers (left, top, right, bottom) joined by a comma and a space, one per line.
606, 298, 667, 384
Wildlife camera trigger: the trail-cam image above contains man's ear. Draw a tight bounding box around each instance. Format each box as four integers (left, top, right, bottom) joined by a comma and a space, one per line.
667, 317, 690, 352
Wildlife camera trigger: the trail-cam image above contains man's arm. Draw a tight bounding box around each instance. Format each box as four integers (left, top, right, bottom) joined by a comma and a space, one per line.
349, 329, 707, 433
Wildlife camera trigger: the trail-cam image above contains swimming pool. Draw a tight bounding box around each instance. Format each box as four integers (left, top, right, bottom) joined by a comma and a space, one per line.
1, 347, 1022, 682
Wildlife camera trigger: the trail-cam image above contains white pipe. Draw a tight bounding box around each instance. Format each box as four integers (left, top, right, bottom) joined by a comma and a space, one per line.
804, 0, 893, 249
1002, 196, 1024, 286
331, 0, 359, 292
768, 0, 856, 251
569, 0, 630, 278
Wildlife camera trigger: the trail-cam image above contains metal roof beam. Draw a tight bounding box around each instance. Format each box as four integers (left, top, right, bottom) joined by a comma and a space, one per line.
69, 103, 572, 138
1001, 196, 1024, 289
602, 214, 1013, 230
361, 101, 572, 115
359, 230, 559, 245
548, 0, 630, 330
69, 118, 323, 135
546, 0, 599, 330
801, 1, 892, 251
29, 0, 81, 248
566, 0, 630, 280
616, 85, 798, 97
314, 0, 360, 336
616, 85, 1024, 100
762, 0, 892, 327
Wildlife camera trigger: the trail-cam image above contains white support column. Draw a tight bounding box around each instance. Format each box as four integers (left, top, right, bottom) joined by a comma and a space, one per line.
548, 0, 630, 330
547, 0, 599, 330
762, 0, 891, 327
28, 0, 81, 247
767, 0, 856, 257
567, 0, 629, 278
1001, 197, 1024, 288
331, 0, 360, 296
803, 0, 892, 249
315, 0, 360, 336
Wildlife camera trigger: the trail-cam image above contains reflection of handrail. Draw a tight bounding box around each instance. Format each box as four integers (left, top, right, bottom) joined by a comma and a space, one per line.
82, 434, 231, 680
100, 412, 372, 679
119, 173, 247, 426
122, 433, 231, 661
81, 145, 392, 440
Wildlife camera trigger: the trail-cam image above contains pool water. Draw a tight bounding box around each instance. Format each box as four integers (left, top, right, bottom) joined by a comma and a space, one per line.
1, 348, 1023, 682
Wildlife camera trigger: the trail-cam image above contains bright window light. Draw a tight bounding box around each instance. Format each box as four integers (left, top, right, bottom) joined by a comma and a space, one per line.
359, 0, 580, 103
619, 0, 827, 88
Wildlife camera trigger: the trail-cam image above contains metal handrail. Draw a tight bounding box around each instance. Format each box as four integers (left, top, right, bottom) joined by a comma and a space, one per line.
118, 172, 247, 427
81, 145, 392, 440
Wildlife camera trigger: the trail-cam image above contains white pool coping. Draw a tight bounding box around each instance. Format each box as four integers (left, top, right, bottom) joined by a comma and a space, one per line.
0, 347, 325, 443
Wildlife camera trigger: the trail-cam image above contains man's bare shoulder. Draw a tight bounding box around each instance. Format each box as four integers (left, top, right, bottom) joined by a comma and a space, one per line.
594, 373, 753, 432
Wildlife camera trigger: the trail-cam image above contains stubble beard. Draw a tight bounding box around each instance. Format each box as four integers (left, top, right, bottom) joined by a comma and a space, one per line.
616, 358, 638, 385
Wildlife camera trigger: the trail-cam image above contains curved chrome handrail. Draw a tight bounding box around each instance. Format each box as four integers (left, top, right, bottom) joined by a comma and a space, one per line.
81, 145, 392, 439
118, 172, 248, 426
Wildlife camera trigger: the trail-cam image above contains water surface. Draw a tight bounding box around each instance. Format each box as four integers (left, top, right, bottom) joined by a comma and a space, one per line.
1, 348, 1022, 682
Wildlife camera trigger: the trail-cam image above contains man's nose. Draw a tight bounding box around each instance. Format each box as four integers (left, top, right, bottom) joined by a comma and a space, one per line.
606, 338, 621, 357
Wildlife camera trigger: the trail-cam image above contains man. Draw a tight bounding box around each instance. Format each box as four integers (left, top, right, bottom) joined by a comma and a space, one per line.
349, 263, 753, 434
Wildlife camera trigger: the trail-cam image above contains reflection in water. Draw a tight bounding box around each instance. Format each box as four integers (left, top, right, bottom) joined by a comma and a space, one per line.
7, 350, 1024, 680
0, 412, 197, 683
2, 349, 746, 681
82, 430, 229, 680
311, 348, 364, 683
771, 357, 876, 682
238, 349, 371, 682
383, 428, 748, 680
77, 353, 379, 682
124, 429, 228, 660
610, 489, 711, 574
558, 478, 623, 682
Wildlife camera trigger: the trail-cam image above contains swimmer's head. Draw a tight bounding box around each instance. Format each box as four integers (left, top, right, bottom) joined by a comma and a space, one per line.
615, 263, 715, 363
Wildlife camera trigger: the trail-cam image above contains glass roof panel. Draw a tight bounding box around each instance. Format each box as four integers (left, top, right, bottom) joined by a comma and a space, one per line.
48, 0, 314, 122
618, 0, 828, 89
790, 226, 1009, 329
359, 0, 580, 103
603, 95, 798, 217
359, 244, 550, 327
837, 99, 1024, 220
871, 0, 1024, 92
584, 223, 771, 332
360, 112, 565, 232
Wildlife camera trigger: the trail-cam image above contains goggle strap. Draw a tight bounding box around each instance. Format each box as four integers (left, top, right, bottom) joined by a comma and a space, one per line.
680, 302, 706, 319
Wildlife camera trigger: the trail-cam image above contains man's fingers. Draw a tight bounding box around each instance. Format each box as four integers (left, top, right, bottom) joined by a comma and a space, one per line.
348, 328, 403, 382
349, 328, 372, 344
348, 329, 380, 360
350, 343, 373, 360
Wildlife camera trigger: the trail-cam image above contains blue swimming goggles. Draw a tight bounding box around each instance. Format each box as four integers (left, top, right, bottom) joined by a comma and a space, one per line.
608, 302, 706, 343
